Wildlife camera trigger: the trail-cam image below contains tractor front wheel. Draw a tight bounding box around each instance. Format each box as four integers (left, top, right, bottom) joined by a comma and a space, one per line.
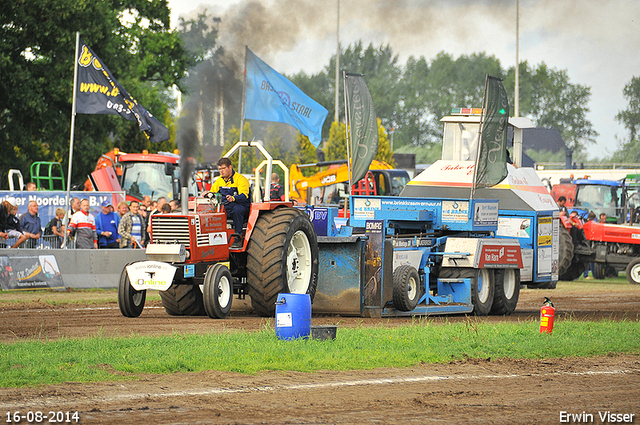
118, 263, 146, 318
625, 258, 640, 284
203, 264, 233, 319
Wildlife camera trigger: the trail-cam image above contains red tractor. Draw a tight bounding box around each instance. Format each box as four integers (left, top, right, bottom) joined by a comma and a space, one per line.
117, 142, 319, 318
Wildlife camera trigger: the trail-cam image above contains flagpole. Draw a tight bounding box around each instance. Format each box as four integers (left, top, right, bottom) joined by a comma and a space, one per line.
238, 47, 249, 173
63, 32, 80, 249
470, 74, 490, 202
343, 71, 352, 190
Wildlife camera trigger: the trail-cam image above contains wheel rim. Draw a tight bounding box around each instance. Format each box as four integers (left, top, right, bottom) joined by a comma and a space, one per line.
631, 264, 640, 283
503, 269, 516, 299
218, 274, 231, 307
287, 230, 312, 293
407, 275, 418, 300
132, 291, 144, 307
478, 269, 491, 303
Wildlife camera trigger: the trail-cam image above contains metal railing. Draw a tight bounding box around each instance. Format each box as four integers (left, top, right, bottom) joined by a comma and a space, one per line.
1, 235, 75, 249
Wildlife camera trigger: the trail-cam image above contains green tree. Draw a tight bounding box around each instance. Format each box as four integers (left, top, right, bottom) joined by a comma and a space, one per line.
375, 118, 394, 166
503, 62, 597, 160
0, 0, 189, 186
613, 76, 640, 161
325, 122, 348, 161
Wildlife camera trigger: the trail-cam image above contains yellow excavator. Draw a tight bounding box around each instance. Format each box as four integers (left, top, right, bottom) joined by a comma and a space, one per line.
289, 159, 410, 206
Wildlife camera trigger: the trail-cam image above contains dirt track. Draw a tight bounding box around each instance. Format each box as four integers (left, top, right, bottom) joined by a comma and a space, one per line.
1, 281, 639, 424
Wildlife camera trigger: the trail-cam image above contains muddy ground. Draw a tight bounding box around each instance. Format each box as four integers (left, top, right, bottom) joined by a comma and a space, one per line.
1, 281, 639, 424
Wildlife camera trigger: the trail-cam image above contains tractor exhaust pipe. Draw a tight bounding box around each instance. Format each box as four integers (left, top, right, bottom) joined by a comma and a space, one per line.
181, 186, 189, 213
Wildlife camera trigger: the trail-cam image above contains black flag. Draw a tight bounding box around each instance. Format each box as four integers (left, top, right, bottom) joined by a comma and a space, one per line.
75, 38, 169, 143
474, 75, 509, 188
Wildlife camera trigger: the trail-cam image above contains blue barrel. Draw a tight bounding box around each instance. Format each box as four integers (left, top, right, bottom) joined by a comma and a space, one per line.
275, 293, 311, 340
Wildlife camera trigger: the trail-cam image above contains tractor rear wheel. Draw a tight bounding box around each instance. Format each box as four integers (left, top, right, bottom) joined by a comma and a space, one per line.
247, 208, 319, 317
439, 268, 494, 316
159, 281, 206, 316
557, 227, 574, 279
118, 263, 146, 318
490, 269, 520, 315
392, 265, 422, 311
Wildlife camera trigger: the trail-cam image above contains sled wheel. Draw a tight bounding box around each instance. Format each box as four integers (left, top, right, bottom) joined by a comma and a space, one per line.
490, 269, 520, 315
439, 268, 494, 316
159, 281, 206, 316
392, 265, 422, 311
118, 262, 146, 318
625, 258, 640, 285
247, 208, 319, 317
203, 263, 233, 319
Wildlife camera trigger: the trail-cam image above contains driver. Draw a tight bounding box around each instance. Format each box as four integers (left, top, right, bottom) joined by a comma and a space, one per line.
206, 158, 250, 249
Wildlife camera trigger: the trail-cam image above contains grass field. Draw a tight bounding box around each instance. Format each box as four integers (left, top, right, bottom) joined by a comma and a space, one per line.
1, 318, 639, 388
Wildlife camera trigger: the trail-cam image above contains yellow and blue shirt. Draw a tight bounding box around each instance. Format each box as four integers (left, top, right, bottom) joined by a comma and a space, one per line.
210, 170, 251, 206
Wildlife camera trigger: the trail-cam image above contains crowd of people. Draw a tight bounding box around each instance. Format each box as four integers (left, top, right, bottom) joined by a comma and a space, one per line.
0, 194, 182, 250
3, 161, 286, 250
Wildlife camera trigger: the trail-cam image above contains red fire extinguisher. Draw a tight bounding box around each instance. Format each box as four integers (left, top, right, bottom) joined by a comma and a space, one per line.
540, 297, 555, 334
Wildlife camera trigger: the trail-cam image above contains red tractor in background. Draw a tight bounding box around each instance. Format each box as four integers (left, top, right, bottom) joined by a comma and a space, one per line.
85, 149, 217, 203
117, 142, 319, 318
551, 176, 640, 283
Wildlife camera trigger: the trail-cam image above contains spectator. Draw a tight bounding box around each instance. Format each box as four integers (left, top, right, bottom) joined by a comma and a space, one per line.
25, 182, 37, 191
68, 199, 98, 249
599, 212, 607, 223
95, 201, 120, 249
116, 201, 129, 219
3, 201, 32, 248
557, 196, 568, 214
43, 207, 66, 248
161, 203, 172, 213
146, 197, 167, 235
118, 200, 146, 249
19, 201, 42, 244
0, 201, 8, 243
169, 199, 180, 212
142, 195, 152, 211
68, 197, 81, 220
270, 172, 285, 201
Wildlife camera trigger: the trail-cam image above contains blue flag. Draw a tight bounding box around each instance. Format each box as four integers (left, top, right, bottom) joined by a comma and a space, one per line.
244, 48, 328, 147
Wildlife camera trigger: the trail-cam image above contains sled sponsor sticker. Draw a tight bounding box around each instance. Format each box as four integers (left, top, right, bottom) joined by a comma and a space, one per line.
126, 261, 177, 291
442, 200, 469, 223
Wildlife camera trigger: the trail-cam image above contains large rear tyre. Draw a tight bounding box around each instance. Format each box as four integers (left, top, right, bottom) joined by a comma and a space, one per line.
490, 269, 520, 315
118, 263, 146, 318
560, 260, 588, 282
439, 268, 494, 316
557, 227, 574, 279
203, 264, 233, 319
625, 258, 640, 284
159, 282, 206, 316
392, 265, 422, 311
247, 208, 319, 317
